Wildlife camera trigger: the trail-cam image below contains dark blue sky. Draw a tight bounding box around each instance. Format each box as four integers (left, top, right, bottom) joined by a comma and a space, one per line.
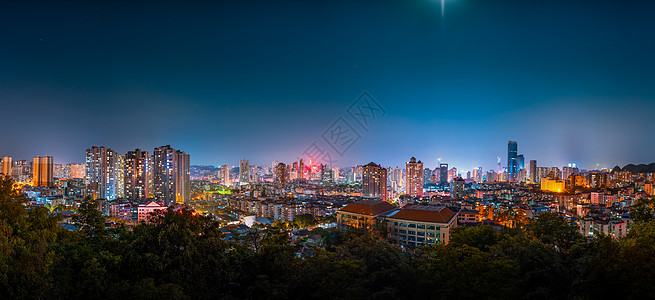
1, 0, 654, 171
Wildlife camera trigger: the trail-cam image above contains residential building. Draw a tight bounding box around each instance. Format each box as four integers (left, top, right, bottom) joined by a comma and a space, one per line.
32, 156, 53, 187
362, 162, 387, 201
406, 157, 423, 198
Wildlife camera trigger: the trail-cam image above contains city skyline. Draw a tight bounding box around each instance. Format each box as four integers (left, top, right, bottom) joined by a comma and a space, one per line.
0, 140, 649, 172
2, 0, 655, 171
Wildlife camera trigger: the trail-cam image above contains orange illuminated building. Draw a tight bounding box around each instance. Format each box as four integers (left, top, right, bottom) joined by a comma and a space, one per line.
32, 156, 53, 187
362, 162, 387, 201
541, 177, 565, 193
405, 157, 423, 198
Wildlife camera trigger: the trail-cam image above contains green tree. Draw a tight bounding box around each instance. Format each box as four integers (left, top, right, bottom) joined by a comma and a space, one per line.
629, 197, 655, 223
525, 212, 581, 251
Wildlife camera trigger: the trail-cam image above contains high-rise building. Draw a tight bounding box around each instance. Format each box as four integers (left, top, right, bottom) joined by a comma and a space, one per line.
451, 177, 465, 199
175, 151, 190, 204
588, 172, 608, 189
320, 164, 333, 185
448, 168, 457, 183
472, 167, 483, 183
221, 165, 231, 186
423, 168, 432, 186
362, 162, 388, 201
86, 146, 119, 200
275, 162, 287, 186
439, 163, 448, 185
153, 145, 190, 205
508, 141, 518, 182
298, 159, 305, 180
70, 163, 85, 179
332, 166, 340, 183
32, 156, 53, 187
115, 155, 125, 199
517, 155, 525, 170
562, 164, 579, 180
2, 156, 12, 177
239, 159, 249, 184
406, 157, 423, 198
124, 149, 150, 200
54, 164, 65, 178
529, 160, 537, 183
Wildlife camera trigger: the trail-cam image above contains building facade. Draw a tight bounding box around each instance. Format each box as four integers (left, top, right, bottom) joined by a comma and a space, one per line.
362, 162, 387, 201
32, 156, 53, 187
406, 157, 423, 198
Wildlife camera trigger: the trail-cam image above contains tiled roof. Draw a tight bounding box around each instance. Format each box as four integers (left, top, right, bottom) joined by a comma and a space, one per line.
390, 205, 456, 224
340, 200, 396, 216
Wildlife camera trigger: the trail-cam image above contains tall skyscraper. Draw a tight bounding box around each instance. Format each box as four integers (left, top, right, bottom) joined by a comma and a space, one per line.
439, 163, 448, 185
529, 160, 537, 183
406, 157, 423, 198
86, 146, 118, 200
175, 151, 190, 204
508, 141, 518, 182
221, 165, 231, 186
362, 162, 388, 201
423, 168, 432, 185
153, 145, 190, 205
32, 156, 53, 187
298, 159, 305, 180
2, 156, 12, 176
115, 155, 125, 199
239, 159, 250, 184
124, 149, 150, 200
517, 154, 525, 170
275, 163, 287, 186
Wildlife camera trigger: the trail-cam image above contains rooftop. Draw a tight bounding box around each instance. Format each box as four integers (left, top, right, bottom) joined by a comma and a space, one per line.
389, 205, 456, 224
340, 200, 396, 216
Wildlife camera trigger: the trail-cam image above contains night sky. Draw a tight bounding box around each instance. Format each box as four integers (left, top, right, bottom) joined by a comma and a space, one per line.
1, 0, 654, 171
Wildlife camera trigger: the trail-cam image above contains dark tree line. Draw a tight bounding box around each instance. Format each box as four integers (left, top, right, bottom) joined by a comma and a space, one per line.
2, 175, 655, 299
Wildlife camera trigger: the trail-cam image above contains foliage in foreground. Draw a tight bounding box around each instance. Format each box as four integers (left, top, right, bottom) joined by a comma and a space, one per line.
2, 176, 655, 299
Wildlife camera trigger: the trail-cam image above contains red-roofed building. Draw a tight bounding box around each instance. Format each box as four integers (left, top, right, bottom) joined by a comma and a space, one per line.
385, 205, 458, 246
337, 201, 459, 246
337, 200, 397, 230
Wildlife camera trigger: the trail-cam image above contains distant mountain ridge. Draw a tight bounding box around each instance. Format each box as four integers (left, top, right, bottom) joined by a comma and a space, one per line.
612, 163, 655, 173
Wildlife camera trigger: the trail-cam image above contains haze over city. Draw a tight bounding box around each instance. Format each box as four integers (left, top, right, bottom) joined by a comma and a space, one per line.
2, 0, 654, 171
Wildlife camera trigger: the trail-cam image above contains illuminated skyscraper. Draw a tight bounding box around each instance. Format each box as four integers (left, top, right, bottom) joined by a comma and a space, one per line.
362, 162, 387, 201
221, 165, 231, 186
275, 162, 287, 186
439, 163, 448, 185
406, 157, 423, 198
423, 168, 432, 185
124, 149, 150, 200
239, 159, 249, 184
508, 141, 518, 182
69, 163, 85, 179
153, 145, 190, 205
529, 160, 537, 183
85, 146, 118, 200
298, 159, 305, 180
175, 151, 190, 204
115, 155, 125, 199
32, 156, 53, 187
2, 156, 12, 176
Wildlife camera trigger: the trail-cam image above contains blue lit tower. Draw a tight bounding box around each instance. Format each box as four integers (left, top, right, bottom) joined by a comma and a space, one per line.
507, 141, 518, 182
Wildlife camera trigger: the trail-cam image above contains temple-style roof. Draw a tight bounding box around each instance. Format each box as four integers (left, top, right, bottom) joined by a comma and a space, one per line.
340, 200, 396, 216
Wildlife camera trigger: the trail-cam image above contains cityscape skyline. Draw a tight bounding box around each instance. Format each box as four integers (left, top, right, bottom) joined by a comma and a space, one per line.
0, 139, 646, 172
1, 0, 654, 171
